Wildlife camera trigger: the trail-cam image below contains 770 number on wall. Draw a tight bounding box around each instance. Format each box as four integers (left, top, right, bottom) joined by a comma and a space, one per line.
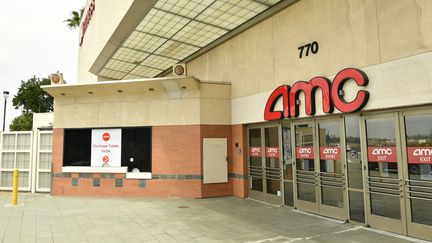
298, 41, 319, 58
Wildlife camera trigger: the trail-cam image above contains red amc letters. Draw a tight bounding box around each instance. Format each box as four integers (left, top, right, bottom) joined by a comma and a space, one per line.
264, 68, 369, 120
79, 0, 96, 46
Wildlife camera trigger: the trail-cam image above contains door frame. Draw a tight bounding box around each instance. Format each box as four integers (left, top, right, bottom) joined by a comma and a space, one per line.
399, 108, 432, 241
35, 130, 53, 192
247, 123, 283, 205
247, 125, 266, 202
292, 120, 319, 214
281, 121, 294, 207
361, 111, 407, 235
315, 117, 348, 220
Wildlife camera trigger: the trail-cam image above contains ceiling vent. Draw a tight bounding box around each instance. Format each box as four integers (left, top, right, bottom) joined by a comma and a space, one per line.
172, 63, 187, 77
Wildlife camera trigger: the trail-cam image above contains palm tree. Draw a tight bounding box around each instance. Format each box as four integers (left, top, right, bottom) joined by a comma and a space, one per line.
64, 8, 84, 29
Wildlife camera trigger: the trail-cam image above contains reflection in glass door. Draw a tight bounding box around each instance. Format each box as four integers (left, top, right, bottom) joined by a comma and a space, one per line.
282, 123, 293, 206
317, 120, 346, 219
248, 128, 264, 201
264, 127, 282, 204
294, 123, 318, 213
403, 113, 432, 241
363, 114, 406, 235
345, 116, 365, 223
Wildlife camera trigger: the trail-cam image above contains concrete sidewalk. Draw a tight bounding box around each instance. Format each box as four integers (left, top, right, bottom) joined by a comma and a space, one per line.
0, 193, 417, 243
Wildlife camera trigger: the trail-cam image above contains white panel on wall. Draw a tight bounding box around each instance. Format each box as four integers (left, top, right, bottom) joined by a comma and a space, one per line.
203, 138, 228, 184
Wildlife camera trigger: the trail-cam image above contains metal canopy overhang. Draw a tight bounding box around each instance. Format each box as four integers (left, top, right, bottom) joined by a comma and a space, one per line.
89, 0, 298, 80
42, 76, 200, 98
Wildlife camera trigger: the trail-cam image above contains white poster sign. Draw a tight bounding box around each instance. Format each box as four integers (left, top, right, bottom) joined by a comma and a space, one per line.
91, 129, 122, 167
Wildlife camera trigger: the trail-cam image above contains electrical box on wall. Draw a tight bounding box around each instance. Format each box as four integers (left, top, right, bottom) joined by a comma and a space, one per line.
203, 138, 228, 184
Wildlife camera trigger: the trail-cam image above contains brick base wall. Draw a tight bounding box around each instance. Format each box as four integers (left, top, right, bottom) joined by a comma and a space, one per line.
51, 125, 249, 198
52, 173, 202, 198
231, 125, 248, 198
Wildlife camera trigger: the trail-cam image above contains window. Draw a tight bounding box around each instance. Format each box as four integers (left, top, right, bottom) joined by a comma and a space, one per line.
63, 129, 92, 166
63, 127, 152, 173
121, 127, 152, 173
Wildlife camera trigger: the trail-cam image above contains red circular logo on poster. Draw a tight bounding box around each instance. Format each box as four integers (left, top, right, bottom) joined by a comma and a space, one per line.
102, 156, 109, 163
102, 132, 110, 141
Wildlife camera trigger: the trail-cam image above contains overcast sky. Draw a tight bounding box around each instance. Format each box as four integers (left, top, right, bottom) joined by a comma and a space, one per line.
0, 0, 86, 131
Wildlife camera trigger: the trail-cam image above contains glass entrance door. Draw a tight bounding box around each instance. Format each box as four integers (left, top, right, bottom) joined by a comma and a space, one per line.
294, 120, 348, 219
264, 126, 282, 204
316, 119, 347, 219
294, 122, 318, 213
247, 126, 282, 205
282, 123, 293, 206
248, 128, 265, 202
401, 111, 432, 241
362, 113, 406, 235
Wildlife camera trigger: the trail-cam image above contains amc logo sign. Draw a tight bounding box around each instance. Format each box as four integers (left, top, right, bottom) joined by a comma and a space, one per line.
408, 147, 432, 164
296, 146, 314, 159
249, 146, 262, 157
264, 68, 369, 120
367, 147, 397, 163
265, 147, 279, 158
320, 147, 341, 160
102, 132, 110, 141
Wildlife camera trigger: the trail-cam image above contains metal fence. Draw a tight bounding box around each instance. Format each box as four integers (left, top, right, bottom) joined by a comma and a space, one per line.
0, 130, 52, 192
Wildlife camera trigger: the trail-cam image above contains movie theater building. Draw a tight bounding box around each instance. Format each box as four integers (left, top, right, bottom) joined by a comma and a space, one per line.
42, 0, 432, 240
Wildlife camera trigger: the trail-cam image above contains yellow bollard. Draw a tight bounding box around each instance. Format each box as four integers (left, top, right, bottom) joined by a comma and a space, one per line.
12, 169, 18, 205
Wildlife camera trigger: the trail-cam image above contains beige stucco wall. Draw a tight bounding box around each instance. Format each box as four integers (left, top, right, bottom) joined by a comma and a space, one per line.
187, 0, 432, 98
52, 83, 230, 128
72, 0, 432, 126
32, 113, 54, 129
77, 0, 134, 83
231, 51, 432, 124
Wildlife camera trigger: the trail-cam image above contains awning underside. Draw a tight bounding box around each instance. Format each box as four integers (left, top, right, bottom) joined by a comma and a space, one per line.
42, 76, 200, 98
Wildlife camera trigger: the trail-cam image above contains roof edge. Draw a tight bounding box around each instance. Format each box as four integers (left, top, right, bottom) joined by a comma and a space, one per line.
88, 0, 158, 75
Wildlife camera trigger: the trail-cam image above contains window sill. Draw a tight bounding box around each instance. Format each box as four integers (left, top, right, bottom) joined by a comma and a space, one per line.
62, 166, 128, 173
126, 172, 152, 179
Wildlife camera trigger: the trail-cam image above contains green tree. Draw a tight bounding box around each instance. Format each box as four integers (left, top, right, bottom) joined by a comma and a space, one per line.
9, 76, 54, 131
64, 8, 84, 29
12, 76, 54, 113
9, 114, 33, 131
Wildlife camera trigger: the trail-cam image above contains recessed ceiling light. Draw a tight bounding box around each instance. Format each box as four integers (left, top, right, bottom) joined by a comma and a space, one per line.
60, 93, 66, 96
181, 86, 187, 89
117, 90, 123, 93
88, 91, 94, 94
148, 88, 154, 91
